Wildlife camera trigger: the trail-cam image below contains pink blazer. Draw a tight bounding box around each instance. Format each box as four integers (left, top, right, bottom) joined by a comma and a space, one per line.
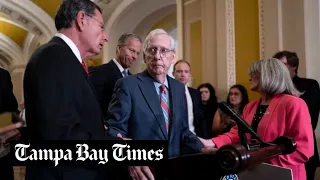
212, 94, 314, 180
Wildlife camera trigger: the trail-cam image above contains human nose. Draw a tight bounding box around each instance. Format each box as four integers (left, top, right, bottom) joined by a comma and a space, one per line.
103, 32, 109, 42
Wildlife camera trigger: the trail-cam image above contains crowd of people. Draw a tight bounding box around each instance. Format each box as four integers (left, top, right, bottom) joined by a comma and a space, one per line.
0, 0, 319, 180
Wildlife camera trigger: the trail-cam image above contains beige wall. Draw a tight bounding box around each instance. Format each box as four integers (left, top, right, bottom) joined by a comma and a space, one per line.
183, 0, 219, 92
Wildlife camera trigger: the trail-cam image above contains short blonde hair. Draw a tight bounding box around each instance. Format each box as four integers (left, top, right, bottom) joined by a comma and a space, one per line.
248, 58, 302, 97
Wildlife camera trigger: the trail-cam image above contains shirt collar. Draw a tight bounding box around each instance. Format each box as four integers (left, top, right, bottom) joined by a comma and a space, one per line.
112, 58, 127, 74
55, 33, 82, 63
154, 77, 169, 90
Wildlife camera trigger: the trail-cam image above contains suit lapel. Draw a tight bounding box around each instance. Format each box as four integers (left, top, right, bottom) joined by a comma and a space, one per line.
109, 60, 123, 79
51, 36, 101, 105
167, 77, 179, 144
137, 71, 168, 139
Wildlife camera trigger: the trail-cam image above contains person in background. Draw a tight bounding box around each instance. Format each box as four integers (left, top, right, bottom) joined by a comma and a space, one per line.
89, 33, 142, 119
273, 50, 320, 180
212, 84, 249, 136
172, 60, 206, 138
199, 58, 314, 180
0, 68, 20, 180
197, 83, 218, 138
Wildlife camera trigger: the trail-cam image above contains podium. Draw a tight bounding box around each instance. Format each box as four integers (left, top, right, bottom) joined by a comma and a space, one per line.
237, 163, 292, 180
153, 138, 294, 180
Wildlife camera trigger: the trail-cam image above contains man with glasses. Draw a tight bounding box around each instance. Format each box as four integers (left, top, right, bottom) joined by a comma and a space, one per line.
105, 29, 205, 179
24, 0, 121, 179
89, 33, 142, 119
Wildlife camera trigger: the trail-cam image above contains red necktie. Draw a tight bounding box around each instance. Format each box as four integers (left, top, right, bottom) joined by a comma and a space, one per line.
82, 61, 88, 75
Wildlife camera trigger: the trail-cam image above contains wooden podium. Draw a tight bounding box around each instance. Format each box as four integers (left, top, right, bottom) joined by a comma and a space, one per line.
152, 138, 295, 180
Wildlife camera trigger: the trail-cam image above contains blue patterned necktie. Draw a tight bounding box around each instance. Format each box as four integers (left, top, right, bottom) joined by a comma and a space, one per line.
122, 70, 128, 77
160, 84, 170, 132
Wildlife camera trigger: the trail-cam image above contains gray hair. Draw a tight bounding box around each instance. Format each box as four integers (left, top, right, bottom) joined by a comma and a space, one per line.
143, 29, 176, 53
118, 33, 142, 46
248, 58, 302, 97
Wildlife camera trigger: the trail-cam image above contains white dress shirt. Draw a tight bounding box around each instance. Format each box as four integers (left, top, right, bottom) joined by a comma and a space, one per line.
55, 33, 82, 63
112, 58, 128, 77
185, 86, 196, 134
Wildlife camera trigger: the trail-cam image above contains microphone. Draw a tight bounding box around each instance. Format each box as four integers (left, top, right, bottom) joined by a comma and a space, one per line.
218, 101, 266, 144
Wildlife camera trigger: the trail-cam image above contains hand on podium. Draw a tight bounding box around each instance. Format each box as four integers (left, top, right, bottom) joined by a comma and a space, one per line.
116, 133, 132, 140
128, 166, 155, 180
198, 136, 216, 147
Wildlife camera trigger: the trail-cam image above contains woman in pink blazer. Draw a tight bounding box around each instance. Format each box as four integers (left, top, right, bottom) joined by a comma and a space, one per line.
199, 58, 314, 180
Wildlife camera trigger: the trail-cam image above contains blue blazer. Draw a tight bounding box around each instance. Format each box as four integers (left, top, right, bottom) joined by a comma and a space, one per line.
106, 70, 204, 157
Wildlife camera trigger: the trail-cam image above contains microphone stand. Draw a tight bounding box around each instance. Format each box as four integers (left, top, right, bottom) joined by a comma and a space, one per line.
218, 102, 274, 151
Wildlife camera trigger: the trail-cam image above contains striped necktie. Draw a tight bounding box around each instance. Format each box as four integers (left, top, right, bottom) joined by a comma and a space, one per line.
160, 84, 170, 132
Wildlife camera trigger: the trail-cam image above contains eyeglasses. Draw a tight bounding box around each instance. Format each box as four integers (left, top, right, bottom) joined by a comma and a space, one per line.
84, 13, 105, 31
145, 47, 174, 58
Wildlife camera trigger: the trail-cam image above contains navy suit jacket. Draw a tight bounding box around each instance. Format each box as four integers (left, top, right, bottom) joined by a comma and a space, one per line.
188, 87, 206, 138
89, 60, 132, 119
106, 70, 204, 158
24, 37, 120, 180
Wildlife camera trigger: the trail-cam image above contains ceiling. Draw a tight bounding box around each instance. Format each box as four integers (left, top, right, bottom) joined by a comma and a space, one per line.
0, 0, 176, 69
0, 0, 123, 68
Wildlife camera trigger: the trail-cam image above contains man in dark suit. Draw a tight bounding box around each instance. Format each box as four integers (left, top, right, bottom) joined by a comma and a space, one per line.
0, 68, 20, 180
172, 60, 206, 138
89, 33, 142, 119
106, 29, 205, 180
23, 1, 121, 179
273, 50, 320, 180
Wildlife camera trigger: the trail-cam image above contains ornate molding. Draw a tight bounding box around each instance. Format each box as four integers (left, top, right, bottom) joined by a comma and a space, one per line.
258, 0, 265, 59
23, 32, 35, 61
0, 0, 56, 42
0, 33, 23, 65
226, 0, 236, 88
0, 16, 28, 30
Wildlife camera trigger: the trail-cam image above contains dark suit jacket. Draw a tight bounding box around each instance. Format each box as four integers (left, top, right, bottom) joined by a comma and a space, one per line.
293, 76, 320, 166
187, 87, 206, 138
89, 60, 131, 119
24, 36, 120, 180
0, 68, 18, 114
106, 70, 204, 158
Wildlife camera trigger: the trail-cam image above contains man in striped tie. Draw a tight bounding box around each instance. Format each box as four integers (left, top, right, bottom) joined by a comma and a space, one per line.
106, 29, 208, 180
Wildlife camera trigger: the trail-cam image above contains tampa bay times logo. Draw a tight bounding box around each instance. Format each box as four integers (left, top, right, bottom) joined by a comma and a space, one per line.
14, 143, 164, 166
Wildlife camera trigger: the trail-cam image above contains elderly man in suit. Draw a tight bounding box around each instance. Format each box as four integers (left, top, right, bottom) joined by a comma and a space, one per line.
172, 60, 206, 138
23, 0, 121, 179
273, 51, 320, 180
89, 33, 142, 119
106, 29, 205, 180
